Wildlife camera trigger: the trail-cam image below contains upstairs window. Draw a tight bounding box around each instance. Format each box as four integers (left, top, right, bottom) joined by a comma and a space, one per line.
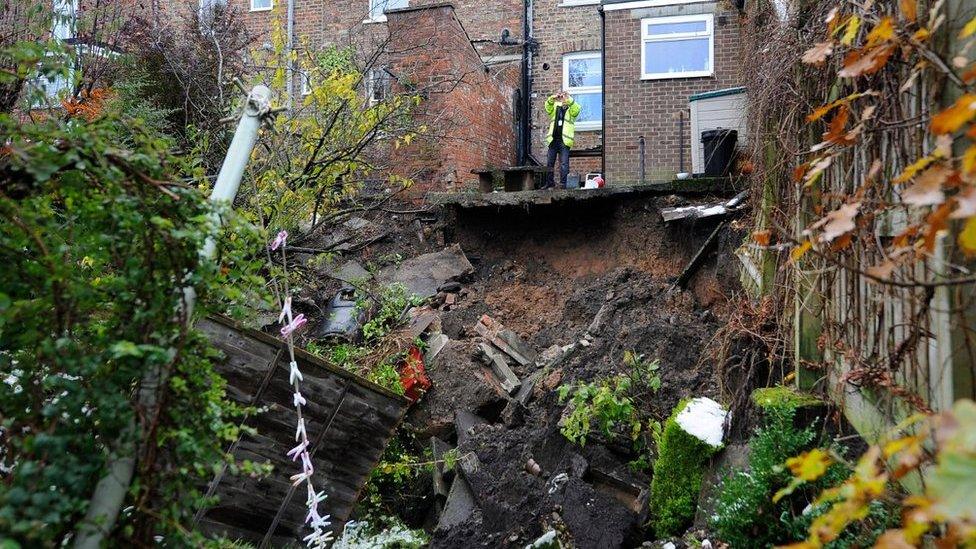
250, 0, 272, 11
366, 68, 391, 104
562, 51, 602, 131
368, 0, 408, 21
641, 14, 713, 80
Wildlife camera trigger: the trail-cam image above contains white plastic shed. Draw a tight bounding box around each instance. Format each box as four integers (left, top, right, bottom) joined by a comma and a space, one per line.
689, 87, 748, 175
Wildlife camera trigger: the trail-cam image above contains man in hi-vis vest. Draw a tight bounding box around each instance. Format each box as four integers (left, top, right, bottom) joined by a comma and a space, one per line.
542, 91, 581, 189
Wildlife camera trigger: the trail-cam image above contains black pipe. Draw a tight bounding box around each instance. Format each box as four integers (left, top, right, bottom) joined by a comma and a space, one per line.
678, 110, 685, 174
638, 135, 645, 184
599, 5, 606, 180
518, 0, 533, 166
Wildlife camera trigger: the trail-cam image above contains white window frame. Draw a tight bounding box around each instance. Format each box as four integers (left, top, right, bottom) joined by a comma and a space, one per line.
301, 71, 312, 95
364, 0, 408, 23
558, 0, 600, 7
562, 51, 602, 131
640, 13, 714, 80
366, 67, 390, 104
250, 0, 272, 12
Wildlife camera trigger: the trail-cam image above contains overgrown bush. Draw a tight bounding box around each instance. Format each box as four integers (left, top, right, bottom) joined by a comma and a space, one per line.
0, 43, 266, 545
649, 399, 723, 538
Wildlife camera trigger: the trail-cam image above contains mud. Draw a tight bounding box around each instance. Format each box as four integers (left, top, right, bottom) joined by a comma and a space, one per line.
298, 193, 746, 546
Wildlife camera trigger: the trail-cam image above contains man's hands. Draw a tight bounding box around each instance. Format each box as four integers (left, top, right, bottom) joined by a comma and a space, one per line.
550, 92, 570, 103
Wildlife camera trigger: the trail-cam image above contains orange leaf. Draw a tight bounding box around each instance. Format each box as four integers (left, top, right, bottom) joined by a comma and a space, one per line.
752, 230, 772, 246
866, 17, 896, 47
831, 232, 853, 251
791, 240, 813, 262
962, 64, 976, 84
838, 44, 896, 77
930, 94, 976, 134
913, 28, 931, 41
792, 163, 809, 183
822, 106, 853, 144
924, 202, 953, 251
958, 216, 976, 257
802, 41, 834, 65
900, 0, 917, 23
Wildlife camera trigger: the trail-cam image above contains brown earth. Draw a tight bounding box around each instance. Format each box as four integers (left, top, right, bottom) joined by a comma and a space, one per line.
296, 192, 746, 547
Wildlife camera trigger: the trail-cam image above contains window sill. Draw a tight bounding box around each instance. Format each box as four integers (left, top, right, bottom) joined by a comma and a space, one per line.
575, 124, 602, 132
641, 71, 713, 80
250, 6, 273, 12
363, 16, 387, 23
558, 0, 600, 6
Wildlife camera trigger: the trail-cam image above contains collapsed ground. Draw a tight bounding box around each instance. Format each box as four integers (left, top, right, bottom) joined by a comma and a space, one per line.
291, 192, 747, 546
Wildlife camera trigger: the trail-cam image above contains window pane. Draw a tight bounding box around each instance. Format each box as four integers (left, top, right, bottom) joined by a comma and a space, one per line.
645, 20, 706, 35
574, 92, 602, 125
567, 56, 601, 88
252, 0, 271, 8
643, 38, 709, 75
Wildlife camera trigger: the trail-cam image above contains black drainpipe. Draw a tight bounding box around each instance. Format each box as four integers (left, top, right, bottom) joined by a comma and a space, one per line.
599, 5, 606, 179
518, 0, 534, 165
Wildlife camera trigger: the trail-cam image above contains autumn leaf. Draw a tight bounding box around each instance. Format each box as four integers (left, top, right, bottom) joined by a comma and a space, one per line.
900, 0, 917, 23
959, 216, 976, 257
792, 163, 809, 183
875, 530, 915, 549
951, 186, 976, 219
774, 449, 833, 503
841, 14, 861, 45
894, 155, 938, 184
866, 17, 896, 47
802, 41, 834, 65
815, 202, 861, 242
805, 156, 833, 187
822, 106, 856, 145
929, 94, 976, 134
924, 202, 953, 251
902, 165, 949, 206
806, 91, 875, 122
961, 16, 976, 38
831, 232, 853, 251
791, 240, 813, 262
752, 229, 772, 246
866, 260, 897, 281
838, 45, 896, 77
912, 28, 931, 42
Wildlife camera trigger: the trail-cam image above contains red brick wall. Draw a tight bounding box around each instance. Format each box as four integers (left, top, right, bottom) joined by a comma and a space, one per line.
529, 0, 603, 177
386, 4, 516, 195
603, 1, 744, 184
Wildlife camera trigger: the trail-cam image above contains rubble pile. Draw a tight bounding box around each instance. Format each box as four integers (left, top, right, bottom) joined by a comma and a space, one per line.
296, 195, 743, 546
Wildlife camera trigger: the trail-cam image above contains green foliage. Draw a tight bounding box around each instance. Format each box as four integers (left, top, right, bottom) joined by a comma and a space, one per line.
711, 403, 894, 548
360, 283, 421, 342
0, 72, 266, 544
558, 352, 661, 447
368, 360, 405, 395
649, 399, 723, 538
751, 386, 823, 413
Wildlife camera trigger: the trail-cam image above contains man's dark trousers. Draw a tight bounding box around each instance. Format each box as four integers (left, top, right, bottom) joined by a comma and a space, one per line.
545, 140, 570, 188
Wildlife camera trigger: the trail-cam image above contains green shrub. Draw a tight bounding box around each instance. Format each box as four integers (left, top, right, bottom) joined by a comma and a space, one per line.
711, 391, 894, 548
650, 399, 723, 537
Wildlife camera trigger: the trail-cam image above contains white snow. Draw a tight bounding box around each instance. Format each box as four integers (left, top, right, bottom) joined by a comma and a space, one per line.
674, 397, 727, 448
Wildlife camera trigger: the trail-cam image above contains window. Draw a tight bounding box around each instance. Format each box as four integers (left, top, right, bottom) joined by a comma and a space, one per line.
301, 72, 312, 95
366, 68, 391, 103
562, 51, 602, 131
367, 0, 408, 22
250, 0, 271, 11
640, 14, 713, 80
52, 0, 76, 41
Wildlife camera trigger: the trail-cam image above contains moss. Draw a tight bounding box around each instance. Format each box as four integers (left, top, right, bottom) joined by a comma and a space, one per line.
649, 399, 723, 538
751, 386, 822, 412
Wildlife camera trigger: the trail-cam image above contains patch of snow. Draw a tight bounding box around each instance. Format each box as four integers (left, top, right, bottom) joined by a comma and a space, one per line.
675, 397, 727, 448
663, 542, 677, 549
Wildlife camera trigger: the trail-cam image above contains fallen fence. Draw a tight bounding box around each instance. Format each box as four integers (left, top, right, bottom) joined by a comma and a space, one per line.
195, 315, 410, 546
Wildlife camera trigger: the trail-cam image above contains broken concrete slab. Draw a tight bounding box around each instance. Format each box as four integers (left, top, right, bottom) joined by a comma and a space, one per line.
455, 410, 488, 445
324, 259, 372, 284
513, 368, 546, 406
660, 190, 748, 222
425, 333, 450, 364
474, 315, 538, 366
378, 244, 474, 299
478, 343, 522, 395
436, 474, 478, 531
405, 311, 438, 339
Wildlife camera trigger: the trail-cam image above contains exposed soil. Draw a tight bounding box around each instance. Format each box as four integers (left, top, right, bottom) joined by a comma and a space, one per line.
296, 192, 747, 547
